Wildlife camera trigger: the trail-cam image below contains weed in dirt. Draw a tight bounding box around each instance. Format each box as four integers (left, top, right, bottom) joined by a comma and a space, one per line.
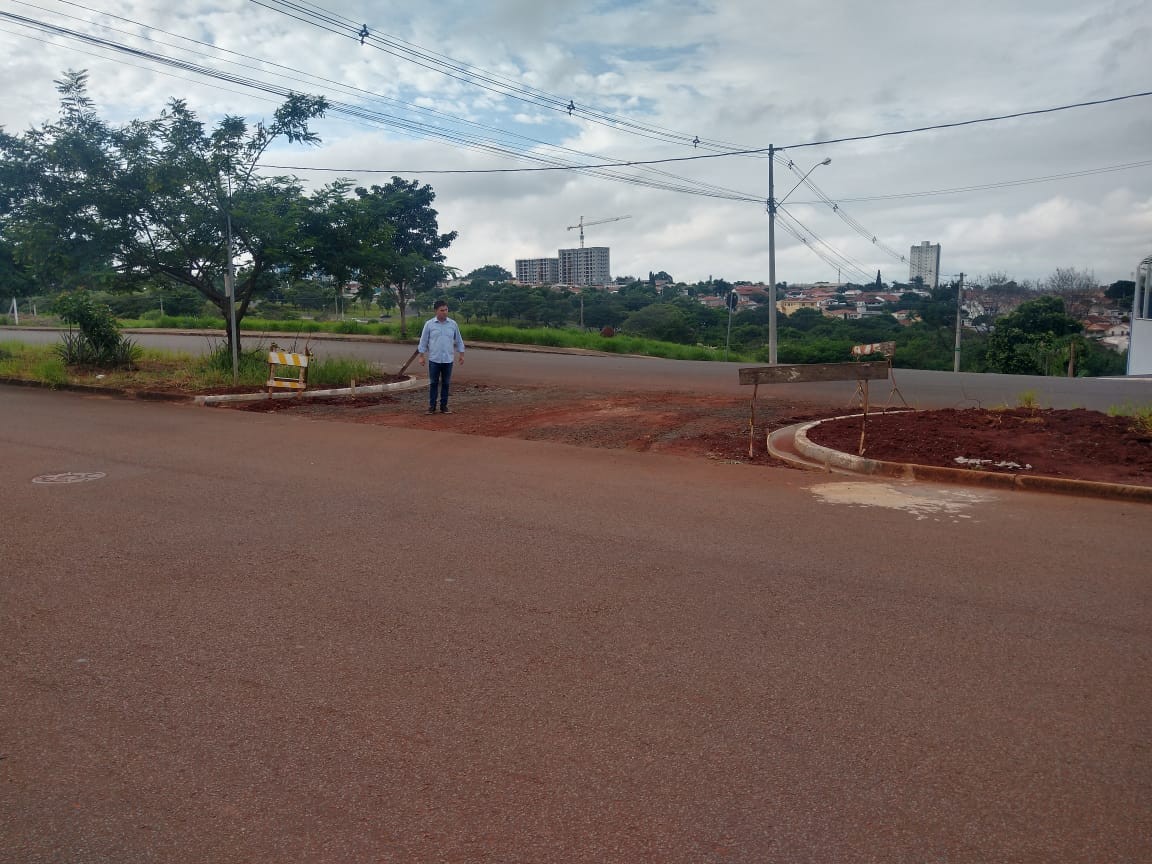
1017, 390, 1041, 410
1108, 401, 1152, 435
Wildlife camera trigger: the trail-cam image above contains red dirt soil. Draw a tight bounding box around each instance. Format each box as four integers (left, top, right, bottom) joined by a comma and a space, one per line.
806, 407, 1152, 487
228, 383, 1152, 488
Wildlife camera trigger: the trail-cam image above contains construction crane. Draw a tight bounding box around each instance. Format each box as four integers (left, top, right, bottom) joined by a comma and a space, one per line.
567, 215, 631, 248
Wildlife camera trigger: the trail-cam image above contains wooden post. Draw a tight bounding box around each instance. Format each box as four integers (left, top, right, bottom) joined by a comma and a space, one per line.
749, 382, 758, 457
398, 349, 420, 377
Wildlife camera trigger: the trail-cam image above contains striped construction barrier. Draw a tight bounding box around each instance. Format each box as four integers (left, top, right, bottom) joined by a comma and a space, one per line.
851, 340, 895, 357
267, 345, 313, 392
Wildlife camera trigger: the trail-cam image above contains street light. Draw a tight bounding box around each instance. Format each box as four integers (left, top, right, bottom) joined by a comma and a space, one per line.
767, 148, 831, 365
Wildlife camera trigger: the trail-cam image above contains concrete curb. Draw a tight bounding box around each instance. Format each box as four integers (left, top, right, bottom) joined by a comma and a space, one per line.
0, 374, 424, 405
194, 376, 423, 405
0, 376, 194, 402
774, 413, 1152, 504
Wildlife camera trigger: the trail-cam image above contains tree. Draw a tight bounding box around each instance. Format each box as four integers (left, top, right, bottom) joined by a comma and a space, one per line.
0, 236, 34, 299
1106, 280, 1135, 310
1044, 267, 1096, 294
346, 179, 457, 338
0, 71, 329, 351
577, 290, 623, 330
621, 304, 691, 343
983, 295, 1082, 375
464, 264, 512, 284
304, 180, 394, 319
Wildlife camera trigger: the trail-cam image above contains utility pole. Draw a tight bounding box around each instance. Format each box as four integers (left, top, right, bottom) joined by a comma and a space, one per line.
767, 145, 778, 364
224, 178, 239, 385
725, 290, 736, 361
767, 147, 830, 365
953, 272, 964, 373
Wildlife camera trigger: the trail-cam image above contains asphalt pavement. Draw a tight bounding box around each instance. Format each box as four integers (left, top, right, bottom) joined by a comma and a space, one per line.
5, 325, 1152, 409
2, 383, 1151, 863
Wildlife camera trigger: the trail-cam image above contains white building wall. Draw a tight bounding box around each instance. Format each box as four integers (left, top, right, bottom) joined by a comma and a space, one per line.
1130, 254, 1152, 374
909, 241, 941, 289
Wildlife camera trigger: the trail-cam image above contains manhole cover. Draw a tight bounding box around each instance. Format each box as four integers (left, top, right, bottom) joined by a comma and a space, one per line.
32, 472, 107, 485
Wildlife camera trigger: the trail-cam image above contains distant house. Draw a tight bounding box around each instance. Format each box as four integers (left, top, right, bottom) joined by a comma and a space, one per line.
778, 297, 824, 316
823, 308, 862, 321
1084, 321, 1111, 338
1099, 322, 1131, 354
733, 283, 770, 300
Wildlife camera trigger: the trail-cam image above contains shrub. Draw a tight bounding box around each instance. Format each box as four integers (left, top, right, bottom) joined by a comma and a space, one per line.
55, 290, 141, 368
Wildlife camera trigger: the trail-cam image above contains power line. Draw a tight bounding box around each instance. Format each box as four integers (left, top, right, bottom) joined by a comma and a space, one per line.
783, 91, 1152, 151
1, 2, 767, 205
257, 86, 1152, 174
0, 9, 764, 203
777, 155, 908, 265
789, 159, 1152, 204
248, 0, 763, 156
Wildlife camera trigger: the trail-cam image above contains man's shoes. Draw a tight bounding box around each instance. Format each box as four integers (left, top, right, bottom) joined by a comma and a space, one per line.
426, 407, 437, 414
440, 407, 452, 414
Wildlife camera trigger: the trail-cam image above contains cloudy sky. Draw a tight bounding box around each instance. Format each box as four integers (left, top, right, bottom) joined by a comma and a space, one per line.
2, 0, 1151, 287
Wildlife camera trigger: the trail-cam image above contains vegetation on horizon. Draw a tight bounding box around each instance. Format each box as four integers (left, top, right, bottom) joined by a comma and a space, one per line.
0, 74, 1131, 378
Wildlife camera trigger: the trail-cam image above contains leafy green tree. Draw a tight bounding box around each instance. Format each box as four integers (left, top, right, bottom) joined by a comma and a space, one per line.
284, 279, 331, 311
782, 306, 826, 332
1106, 280, 1135, 309
303, 180, 394, 319
162, 284, 209, 316
0, 237, 34, 298
577, 290, 623, 330
622, 304, 691, 343
0, 70, 328, 351
983, 295, 1082, 375
464, 264, 512, 284
345, 179, 457, 338
617, 282, 659, 311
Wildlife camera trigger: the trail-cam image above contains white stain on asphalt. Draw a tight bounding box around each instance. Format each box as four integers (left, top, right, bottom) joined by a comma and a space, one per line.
810, 481, 992, 521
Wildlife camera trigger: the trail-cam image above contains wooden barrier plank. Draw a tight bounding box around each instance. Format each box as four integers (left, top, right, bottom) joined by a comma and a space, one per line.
738, 361, 889, 385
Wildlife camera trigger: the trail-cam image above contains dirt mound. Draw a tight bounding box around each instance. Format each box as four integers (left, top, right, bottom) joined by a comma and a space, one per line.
805, 407, 1152, 487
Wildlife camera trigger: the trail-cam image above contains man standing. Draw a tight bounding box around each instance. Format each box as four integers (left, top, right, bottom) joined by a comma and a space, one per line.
417, 299, 465, 414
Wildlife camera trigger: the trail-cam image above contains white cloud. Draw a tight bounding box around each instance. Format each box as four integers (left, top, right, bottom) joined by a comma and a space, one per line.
1, 0, 1150, 286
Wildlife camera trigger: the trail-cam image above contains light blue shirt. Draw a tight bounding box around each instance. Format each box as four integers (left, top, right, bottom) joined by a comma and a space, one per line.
418, 316, 465, 363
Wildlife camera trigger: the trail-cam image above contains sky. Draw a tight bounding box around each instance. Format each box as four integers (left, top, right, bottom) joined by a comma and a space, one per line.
2, 0, 1151, 288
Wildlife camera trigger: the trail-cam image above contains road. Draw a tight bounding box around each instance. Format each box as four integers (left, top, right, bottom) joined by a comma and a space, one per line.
4, 325, 1152, 409
2, 383, 1150, 863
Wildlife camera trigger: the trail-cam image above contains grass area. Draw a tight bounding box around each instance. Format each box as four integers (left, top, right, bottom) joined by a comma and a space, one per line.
0, 340, 384, 394
111, 316, 753, 362
117, 314, 407, 339
456, 324, 749, 361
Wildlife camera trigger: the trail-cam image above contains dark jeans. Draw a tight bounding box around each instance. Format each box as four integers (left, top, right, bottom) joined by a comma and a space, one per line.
428, 360, 454, 409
